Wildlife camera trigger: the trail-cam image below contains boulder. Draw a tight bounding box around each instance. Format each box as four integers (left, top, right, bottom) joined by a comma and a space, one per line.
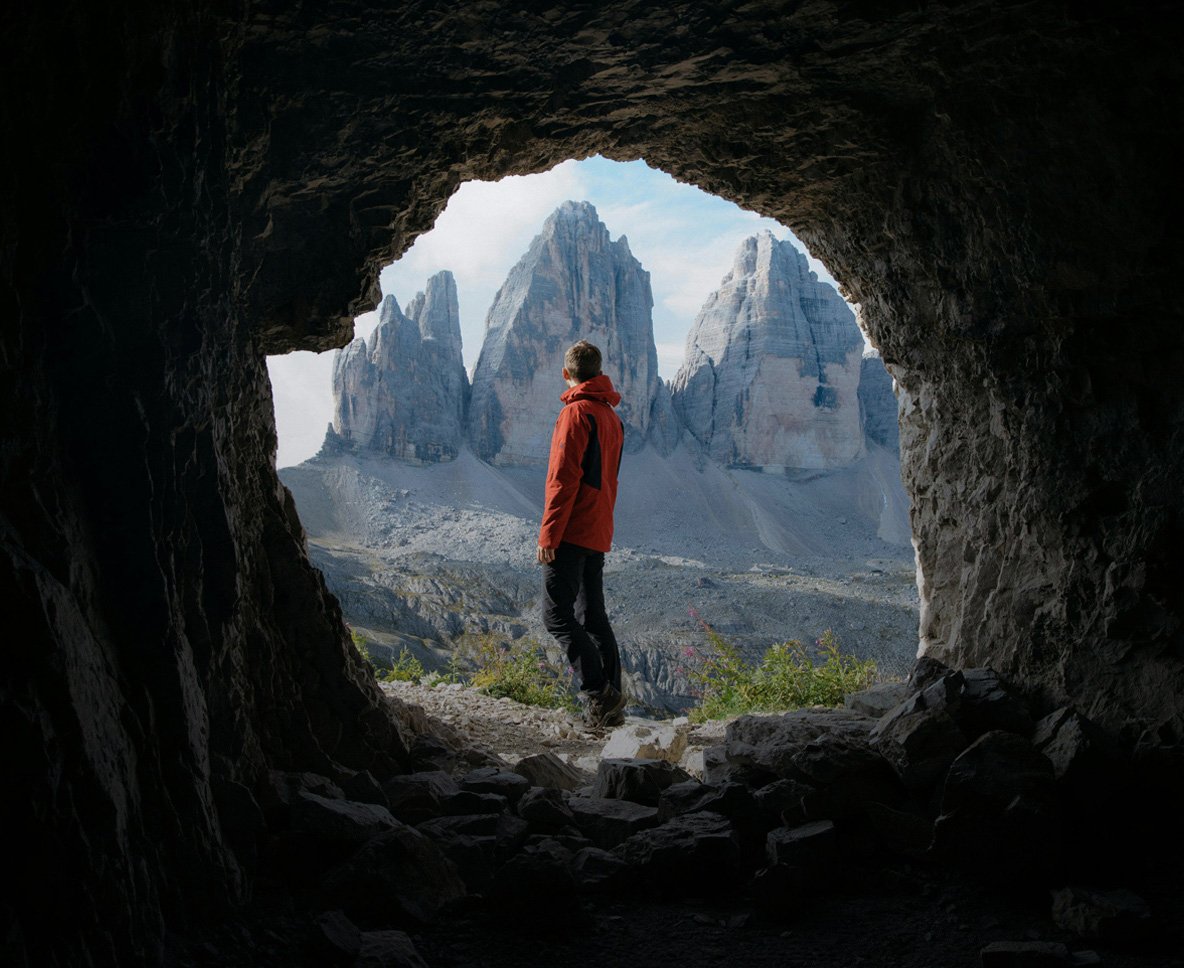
592, 758, 693, 805
290, 792, 398, 846
753, 778, 814, 828
845, 681, 908, 718
765, 820, 838, 874
1032, 709, 1108, 785
408, 734, 457, 773
613, 811, 741, 889
932, 731, 1059, 879
320, 824, 466, 925
355, 929, 430, 968
517, 787, 576, 831
511, 751, 591, 791
260, 770, 345, 825
439, 791, 508, 816
657, 780, 758, 825
789, 731, 904, 818
716, 708, 875, 782
602, 721, 688, 763
490, 839, 578, 910
460, 766, 531, 805
1050, 886, 1153, 942
906, 656, 954, 693
311, 910, 362, 965
956, 668, 1034, 739
978, 941, 1073, 966
572, 846, 631, 893
566, 796, 660, 849
381, 771, 458, 824
340, 771, 389, 809
410, 828, 496, 894
871, 700, 969, 794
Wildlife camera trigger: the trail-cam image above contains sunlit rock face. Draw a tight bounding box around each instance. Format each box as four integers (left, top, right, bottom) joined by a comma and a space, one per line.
671, 232, 866, 470
331, 272, 468, 462
468, 201, 677, 464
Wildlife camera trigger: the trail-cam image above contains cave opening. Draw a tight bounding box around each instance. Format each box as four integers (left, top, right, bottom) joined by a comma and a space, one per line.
265, 155, 920, 717
5, 1, 1183, 964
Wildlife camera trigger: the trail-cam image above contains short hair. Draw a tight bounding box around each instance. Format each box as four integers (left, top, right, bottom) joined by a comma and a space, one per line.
564, 340, 602, 383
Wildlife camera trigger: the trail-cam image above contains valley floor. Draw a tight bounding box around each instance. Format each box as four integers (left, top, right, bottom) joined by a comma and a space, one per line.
282, 445, 921, 712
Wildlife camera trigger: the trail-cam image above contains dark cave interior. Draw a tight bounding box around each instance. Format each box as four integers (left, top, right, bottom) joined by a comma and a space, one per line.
2, 1, 1182, 964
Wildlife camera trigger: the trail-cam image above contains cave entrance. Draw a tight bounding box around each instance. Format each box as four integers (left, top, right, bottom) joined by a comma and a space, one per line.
266, 157, 919, 722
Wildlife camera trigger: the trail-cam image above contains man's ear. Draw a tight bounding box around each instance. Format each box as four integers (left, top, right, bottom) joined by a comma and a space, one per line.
562, 367, 571, 381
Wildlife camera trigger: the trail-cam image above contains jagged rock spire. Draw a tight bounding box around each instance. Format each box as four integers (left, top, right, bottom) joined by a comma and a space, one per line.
670, 231, 866, 470
468, 200, 678, 465
328, 271, 469, 462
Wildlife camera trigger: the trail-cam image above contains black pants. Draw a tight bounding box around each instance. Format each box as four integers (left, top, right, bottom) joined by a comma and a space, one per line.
542, 542, 621, 694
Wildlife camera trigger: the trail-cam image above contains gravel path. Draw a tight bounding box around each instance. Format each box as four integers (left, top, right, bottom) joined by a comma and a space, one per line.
379, 679, 728, 774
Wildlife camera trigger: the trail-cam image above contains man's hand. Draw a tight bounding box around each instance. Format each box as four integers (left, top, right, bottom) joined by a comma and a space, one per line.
536, 545, 556, 565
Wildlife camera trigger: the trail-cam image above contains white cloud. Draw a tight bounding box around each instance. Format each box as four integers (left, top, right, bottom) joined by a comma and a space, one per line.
267, 351, 337, 469
655, 340, 686, 377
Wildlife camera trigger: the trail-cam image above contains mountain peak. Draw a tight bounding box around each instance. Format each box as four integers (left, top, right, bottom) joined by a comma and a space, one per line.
328, 273, 469, 463
468, 203, 675, 464
671, 233, 865, 471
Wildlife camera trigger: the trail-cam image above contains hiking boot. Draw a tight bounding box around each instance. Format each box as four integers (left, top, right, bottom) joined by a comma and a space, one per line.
582, 682, 626, 730
602, 706, 626, 729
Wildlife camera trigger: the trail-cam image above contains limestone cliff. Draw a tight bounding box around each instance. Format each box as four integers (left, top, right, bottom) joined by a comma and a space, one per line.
859, 350, 900, 453
329, 271, 469, 462
670, 232, 866, 471
468, 200, 678, 464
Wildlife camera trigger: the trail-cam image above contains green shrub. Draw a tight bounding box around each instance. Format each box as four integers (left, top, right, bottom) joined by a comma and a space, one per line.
469, 637, 576, 712
688, 626, 876, 723
348, 627, 425, 684
380, 647, 426, 684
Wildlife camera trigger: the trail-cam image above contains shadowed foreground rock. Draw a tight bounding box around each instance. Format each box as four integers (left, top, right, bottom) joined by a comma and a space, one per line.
2, 0, 1183, 963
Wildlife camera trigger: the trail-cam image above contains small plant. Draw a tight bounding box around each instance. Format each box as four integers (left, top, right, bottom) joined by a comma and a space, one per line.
348, 626, 425, 684
686, 621, 876, 722
349, 626, 376, 666
423, 652, 468, 688
469, 636, 577, 712
380, 646, 426, 684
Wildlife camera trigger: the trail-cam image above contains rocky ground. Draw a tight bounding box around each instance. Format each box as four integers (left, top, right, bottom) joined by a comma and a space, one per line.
167, 670, 1184, 968
282, 445, 919, 713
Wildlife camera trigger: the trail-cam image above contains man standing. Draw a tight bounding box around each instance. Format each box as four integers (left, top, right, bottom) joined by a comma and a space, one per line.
537, 340, 627, 729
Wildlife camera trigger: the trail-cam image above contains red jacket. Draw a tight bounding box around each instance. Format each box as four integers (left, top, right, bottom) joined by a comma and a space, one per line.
538, 374, 624, 553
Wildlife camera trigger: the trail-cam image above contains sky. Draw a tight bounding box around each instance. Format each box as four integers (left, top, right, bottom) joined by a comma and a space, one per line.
267, 156, 850, 468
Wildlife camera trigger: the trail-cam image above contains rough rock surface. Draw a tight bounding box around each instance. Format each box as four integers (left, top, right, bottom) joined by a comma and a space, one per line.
329, 273, 468, 462
5, 1, 1184, 963
671, 231, 866, 470
468, 201, 677, 463
858, 351, 900, 454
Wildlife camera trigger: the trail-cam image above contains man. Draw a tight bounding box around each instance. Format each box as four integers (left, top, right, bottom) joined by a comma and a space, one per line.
537, 340, 627, 729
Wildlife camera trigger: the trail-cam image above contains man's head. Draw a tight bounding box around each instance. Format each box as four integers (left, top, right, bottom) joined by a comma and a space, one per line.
563, 340, 603, 385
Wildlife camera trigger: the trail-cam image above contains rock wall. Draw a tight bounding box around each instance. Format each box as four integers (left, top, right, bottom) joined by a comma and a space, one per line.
468, 201, 676, 463
4, 0, 1183, 962
859, 352, 900, 454
671, 232, 866, 470
331, 273, 468, 462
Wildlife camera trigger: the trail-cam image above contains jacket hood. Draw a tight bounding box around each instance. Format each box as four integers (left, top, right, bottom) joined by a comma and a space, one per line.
561, 373, 621, 407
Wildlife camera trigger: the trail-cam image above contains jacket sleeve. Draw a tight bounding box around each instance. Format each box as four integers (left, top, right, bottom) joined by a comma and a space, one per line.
538, 406, 589, 548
